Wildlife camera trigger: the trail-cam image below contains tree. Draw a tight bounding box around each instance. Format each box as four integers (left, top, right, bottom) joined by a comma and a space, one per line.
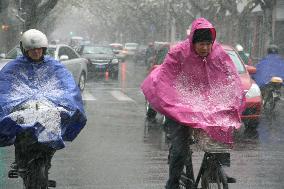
0, 0, 15, 52
257, 0, 276, 43
21, 0, 59, 30
41, 0, 278, 59
0, 0, 9, 14
180, 0, 274, 57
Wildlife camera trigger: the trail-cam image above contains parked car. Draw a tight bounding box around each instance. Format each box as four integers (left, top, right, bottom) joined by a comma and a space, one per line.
0, 53, 6, 59
0, 44, 88, 91
109, 43, 126, 61
124, 43, 139, 57
78, 44, 119, 79
222, 44, 262, 128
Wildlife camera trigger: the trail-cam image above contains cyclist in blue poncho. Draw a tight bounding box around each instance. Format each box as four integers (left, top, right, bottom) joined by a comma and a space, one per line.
252, 45, 284, 88
252, 45, 284, 102
0, 29, 87, 171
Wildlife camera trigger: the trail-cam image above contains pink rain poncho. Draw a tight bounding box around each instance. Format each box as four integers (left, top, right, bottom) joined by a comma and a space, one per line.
141, 18, 245, 144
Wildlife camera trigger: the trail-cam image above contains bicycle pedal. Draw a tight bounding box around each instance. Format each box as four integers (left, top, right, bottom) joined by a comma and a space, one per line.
48, 180, 56, 187
227, 176, 236, 183
8, 170, 18, 178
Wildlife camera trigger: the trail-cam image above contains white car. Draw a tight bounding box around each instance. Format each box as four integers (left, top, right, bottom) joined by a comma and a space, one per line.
0, 44, 88, 91
109, 43, 126, 61
124, 43, 139, 56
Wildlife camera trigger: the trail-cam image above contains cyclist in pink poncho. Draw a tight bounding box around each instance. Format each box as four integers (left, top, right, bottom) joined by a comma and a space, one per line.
141, 18, 245, 189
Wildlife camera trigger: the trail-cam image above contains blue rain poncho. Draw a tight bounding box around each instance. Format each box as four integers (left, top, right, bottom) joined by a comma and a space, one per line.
0, 56, 87, 149
252, 54, 284, 87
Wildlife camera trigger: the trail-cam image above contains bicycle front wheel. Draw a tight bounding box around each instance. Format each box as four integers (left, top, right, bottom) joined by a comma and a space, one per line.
201, 165, 228, 189
263, 93, 275, 114
23, 158, 48, 189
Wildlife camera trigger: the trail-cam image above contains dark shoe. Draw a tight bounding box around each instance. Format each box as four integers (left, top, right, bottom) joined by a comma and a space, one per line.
8, 169, 18, 178
165, 183, 180, 189
227, 176, 236, 183
48, 180, 56, 187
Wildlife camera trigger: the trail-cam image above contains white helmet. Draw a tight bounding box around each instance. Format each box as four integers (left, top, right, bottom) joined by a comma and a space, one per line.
20, 29, 48, 51
235, 44, 244, 52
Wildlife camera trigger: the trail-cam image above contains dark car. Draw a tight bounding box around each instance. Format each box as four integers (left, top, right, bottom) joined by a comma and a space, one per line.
134, 45, 147, 63
78, 45, 119, 79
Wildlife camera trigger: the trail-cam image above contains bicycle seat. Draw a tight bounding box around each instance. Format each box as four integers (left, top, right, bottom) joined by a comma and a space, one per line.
227, 176, 236, 183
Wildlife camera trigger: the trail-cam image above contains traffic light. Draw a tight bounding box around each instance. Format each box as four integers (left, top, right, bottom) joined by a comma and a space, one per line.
1, 25, 9, 31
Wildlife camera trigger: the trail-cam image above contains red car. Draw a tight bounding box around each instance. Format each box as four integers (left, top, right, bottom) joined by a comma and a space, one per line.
222, 45, 262, 128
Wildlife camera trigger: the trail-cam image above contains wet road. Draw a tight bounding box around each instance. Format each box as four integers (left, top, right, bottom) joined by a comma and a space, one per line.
0, 58, 284, 188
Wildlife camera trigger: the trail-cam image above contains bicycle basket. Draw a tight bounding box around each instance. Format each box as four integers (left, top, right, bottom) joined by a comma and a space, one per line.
193, 129, 232, 153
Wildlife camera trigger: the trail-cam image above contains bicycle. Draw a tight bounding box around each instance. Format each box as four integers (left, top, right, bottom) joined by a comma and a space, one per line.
8, 131, 56, 189
167, 128, 235, 189
262, 76, 283, 118
7, 101, 64, 188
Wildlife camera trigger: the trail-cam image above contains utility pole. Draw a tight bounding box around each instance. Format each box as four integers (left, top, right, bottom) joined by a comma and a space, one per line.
170, 17, 176, 42
16, 0, 25, 32
165, 0, 170, 41
271, 0, 276, 42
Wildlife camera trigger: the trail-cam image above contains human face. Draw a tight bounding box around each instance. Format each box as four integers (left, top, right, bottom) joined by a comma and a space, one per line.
193, 42, 213, 57
27, 48, 43, 62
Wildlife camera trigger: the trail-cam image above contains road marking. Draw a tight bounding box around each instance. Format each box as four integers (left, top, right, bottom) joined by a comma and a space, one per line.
82, 91, 96, 101
110, 90, 134, 101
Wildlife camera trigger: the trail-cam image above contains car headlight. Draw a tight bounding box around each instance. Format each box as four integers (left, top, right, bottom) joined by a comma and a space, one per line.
111, 58, 119, 64
245, 83, 261, 98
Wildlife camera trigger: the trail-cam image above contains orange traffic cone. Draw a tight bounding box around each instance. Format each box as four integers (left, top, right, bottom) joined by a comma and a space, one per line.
105, 71, 109, 81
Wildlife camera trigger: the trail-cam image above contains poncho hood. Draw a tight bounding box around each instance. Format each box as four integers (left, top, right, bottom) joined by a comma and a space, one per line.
188, 17, 216, 46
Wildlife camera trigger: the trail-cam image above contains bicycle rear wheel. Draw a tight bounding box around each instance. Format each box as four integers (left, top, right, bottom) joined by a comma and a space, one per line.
201, 165, 228, 189
144, 118, 150, 138
145, 101, 157, 119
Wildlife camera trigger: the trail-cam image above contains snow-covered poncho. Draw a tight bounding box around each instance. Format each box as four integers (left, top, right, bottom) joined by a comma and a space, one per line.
0, 56, 87, 149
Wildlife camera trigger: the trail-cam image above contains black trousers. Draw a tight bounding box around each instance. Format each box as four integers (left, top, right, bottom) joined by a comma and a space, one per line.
165, 118, 193, 189
14, 133, 55, 170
